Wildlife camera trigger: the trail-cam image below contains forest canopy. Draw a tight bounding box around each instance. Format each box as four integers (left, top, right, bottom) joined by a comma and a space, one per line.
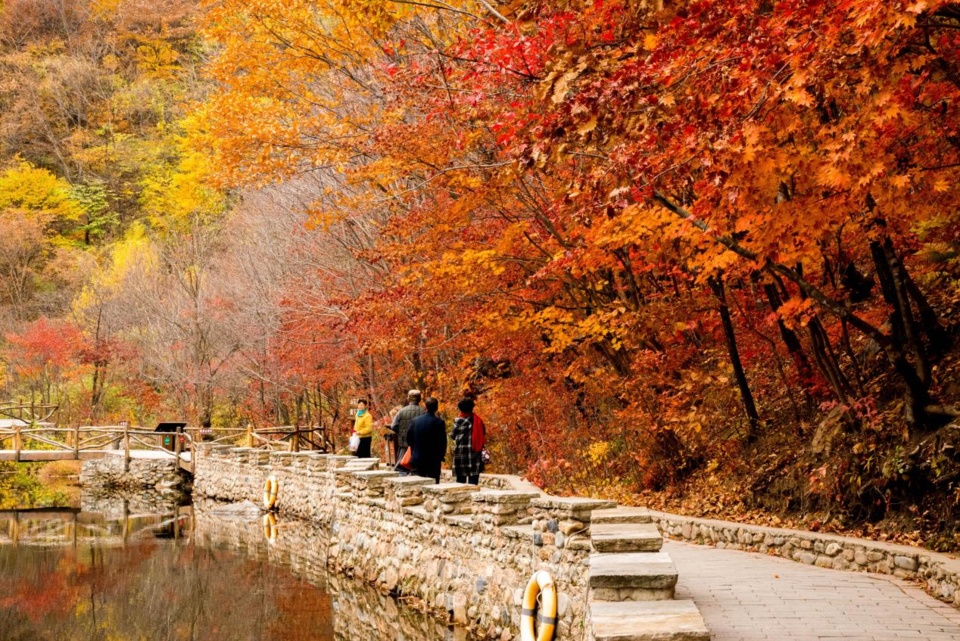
0, 0, 959, 545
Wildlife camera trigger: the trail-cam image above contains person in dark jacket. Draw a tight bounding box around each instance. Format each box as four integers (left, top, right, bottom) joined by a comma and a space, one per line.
406, 397, 447, 483
390, 389, 424, 465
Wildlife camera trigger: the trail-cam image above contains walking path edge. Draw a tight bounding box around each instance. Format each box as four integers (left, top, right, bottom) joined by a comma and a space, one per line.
649, 509, 960, 609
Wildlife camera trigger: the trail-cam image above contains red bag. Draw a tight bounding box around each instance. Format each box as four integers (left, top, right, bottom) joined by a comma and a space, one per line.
397, 447, 412, 470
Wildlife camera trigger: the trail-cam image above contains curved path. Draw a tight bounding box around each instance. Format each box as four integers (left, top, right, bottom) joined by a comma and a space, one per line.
665, 540, 960, 641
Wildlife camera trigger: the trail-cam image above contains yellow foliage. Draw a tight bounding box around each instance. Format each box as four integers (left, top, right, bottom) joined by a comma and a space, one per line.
0, 161, 82, 224
588, 440, 611, 465
140, 115, 226, 233
73, 223, 158, 315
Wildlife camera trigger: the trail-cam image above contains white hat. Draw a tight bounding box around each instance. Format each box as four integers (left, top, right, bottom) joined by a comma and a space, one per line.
408, 389, 421, 396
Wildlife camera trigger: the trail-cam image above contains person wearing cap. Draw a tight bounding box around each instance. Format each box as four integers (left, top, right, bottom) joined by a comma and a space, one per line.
389, 389, 425, 465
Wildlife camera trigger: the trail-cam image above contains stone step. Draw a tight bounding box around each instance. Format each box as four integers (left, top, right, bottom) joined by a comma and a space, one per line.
590, 552, 677, 600
591, 506, 652, 525
592, 522, 663, 553
590, 600, 710, 641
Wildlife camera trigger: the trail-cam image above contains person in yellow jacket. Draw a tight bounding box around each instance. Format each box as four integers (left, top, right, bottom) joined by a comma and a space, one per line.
352, 399, 373, 458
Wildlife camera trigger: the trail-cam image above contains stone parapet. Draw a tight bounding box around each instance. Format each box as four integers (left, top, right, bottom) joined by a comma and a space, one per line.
195, 450, 599, 639
193, 449, 709, 640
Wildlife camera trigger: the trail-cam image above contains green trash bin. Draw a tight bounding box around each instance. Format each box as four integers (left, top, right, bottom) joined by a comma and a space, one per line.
156, 422, 187, 452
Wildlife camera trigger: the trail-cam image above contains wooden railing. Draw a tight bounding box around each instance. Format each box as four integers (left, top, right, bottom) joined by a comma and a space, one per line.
200, 425, 334, 452
0, 423, 335, 470
0, 424, 196, 473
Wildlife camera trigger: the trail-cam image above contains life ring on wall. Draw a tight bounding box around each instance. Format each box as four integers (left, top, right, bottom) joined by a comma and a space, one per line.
263, 476, 279, 510
520, 570, 558, 641
263, 513, 278, 544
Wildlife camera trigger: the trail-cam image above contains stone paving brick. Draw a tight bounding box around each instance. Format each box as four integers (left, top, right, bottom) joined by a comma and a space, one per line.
665, 540, 960, 641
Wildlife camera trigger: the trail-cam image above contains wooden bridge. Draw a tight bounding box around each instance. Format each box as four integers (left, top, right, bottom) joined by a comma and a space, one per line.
0, 424, 197, 473
0, 423, 335, 474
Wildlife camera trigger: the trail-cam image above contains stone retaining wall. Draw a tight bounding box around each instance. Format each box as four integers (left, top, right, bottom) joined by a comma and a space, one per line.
80, 452, 188, 494
650, 510, 960, 606
193, 445, 614, 641
192, 501, 472, 641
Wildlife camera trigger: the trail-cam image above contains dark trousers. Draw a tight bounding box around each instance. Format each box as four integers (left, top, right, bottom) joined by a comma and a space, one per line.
355, 437, 372, 458
456, 474, 480, 485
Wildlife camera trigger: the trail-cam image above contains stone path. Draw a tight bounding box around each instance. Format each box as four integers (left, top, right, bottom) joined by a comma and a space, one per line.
665, 540, 960, 641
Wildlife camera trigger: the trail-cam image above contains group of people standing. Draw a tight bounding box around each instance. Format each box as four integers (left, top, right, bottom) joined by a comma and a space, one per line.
351, 390, 487, 485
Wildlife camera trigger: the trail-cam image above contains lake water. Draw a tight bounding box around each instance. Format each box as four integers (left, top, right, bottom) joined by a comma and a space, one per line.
0, 497, 470, 641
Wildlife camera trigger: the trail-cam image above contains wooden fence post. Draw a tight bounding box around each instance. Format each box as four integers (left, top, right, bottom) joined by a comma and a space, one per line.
123, 424, 130, 472
13, 422, 21, 463
74, 424, 80, 459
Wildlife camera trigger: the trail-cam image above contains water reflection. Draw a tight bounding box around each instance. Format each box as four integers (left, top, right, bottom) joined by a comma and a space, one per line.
1, 508, 189, 547
0, 497, 469, 641
192, 499, 473, 641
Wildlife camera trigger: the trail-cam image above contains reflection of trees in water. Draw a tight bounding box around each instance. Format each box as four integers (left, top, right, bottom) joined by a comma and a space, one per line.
1, 504, 473, 641
0, 541, 335, 640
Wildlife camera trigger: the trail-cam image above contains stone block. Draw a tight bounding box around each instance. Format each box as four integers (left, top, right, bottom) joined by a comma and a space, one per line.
894, 555, 919, 572
591, 523, 663, 553
422, 483, 474, 497
386, 476, 435, 488
472, 490, 539, 504
531, 497, 616, 521
559, 519, 585, 535
591, 507, 652, 525
590, 600, 709, 641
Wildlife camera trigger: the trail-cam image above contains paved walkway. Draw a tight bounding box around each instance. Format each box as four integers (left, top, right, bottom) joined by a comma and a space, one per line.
665, 540, 960, 641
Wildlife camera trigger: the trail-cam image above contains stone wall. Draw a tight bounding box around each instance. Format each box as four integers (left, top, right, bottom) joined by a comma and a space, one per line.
650, 510, 960, 606
192, 498, 472, 641
80, 452, 189, 494
194, 445, 617, 641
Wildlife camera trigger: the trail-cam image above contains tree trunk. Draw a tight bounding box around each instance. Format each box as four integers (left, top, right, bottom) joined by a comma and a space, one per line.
763, 282, 815, 392
807, 316, 854, 404
870, 240, 933, 424
709, 275, 760, 442
872, 239, 930, 385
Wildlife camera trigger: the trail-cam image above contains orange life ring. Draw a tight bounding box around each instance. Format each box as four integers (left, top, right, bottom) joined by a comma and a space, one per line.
520, 570, 557, 641
263, 476, 278, 510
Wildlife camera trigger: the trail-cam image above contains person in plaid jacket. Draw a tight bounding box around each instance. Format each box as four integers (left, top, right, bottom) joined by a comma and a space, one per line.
452, 397, 486, 485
